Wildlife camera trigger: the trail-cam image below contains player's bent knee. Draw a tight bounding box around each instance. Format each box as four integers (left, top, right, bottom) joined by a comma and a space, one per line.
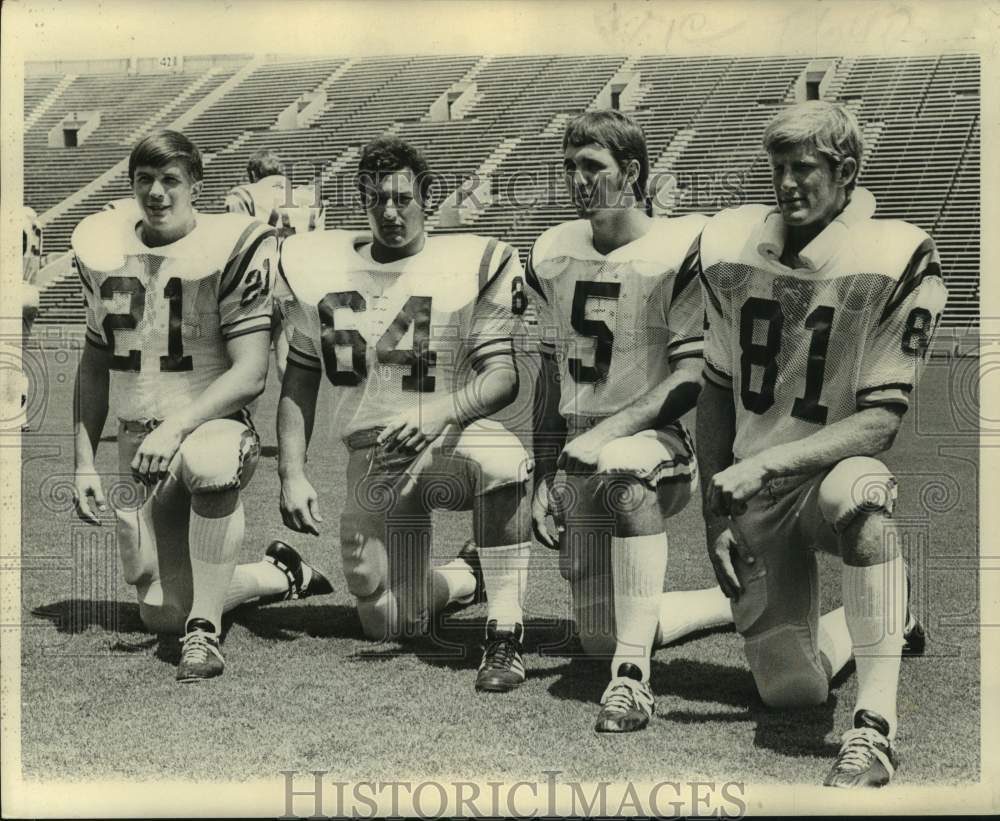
463, 432, 532, 494
177, 421, 259, 494
818, 456, 897, 533
596, 437, 658, 477
744, 625, 829, 708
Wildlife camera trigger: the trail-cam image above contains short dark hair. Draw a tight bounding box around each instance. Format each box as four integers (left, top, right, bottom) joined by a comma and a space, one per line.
128, 130, 203, 183
247, 149, 284, 181
563, 110, 649, 203
356, 135, 433, 203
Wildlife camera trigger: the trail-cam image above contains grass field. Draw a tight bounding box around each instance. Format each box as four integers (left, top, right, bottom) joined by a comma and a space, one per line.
16, 326, 980, 786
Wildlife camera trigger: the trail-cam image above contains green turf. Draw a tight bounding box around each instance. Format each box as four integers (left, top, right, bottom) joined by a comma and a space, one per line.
17, 329, 979, 784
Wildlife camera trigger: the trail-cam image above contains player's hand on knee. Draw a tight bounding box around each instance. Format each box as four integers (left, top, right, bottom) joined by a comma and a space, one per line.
378, 404, 452, 454
280, 474, 323, 535
531, 478, 563, 549
73, 469, 107, 524
556, 427, 610, 473
708, 527, 753, 600
708, 459, 768, 517
131, 420, 183, 485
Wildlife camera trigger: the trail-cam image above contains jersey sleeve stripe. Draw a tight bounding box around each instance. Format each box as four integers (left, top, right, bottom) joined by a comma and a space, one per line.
478, 238, 499, 294
222, 322, 272, 341
856, 392, 912, 411
84, 328, 108, 349
237, 187, 255, 216
471, 345, 515, 371
667, 334, 703, 351
669, 349, 704, 364
219, 226, 277, 301
878, 238, 942, 325
703, 360, 732, 388
857, 383, 914, 398
287, 345, 322, 371
221, 314, 271, 334
671, 236, 702, 302
698, 267, 723, 314
524, 243, 547, 302
75, 257, 94, 293
287, 356, 323, 374
467, 336, 515, 357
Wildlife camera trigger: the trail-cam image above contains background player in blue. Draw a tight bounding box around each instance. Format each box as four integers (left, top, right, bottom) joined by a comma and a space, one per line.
278, 137, 534, 692
527, 111, 732, 733
72, 131, 331, 683
696, 102, 940, 787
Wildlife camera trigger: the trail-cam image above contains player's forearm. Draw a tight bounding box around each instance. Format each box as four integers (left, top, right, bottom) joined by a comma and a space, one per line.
446, 358, 518, 428
596, 362, 704, 440
749, 406, 903, 480
532, 350, 566, 482
695, 380, 736, 542
166, 337, 268, 437
73, 346, 110, 470
277, 367, 320, 480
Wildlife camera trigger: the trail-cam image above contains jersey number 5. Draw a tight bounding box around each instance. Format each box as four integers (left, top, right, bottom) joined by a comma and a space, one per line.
100, 276, 192, 372
318, 292, 437, 392
569, 281, 621, 383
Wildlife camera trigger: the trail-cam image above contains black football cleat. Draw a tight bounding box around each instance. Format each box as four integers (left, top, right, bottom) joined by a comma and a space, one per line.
475, 620, 525, 693
265, 540, 334, 601
594, 663, 655, 733
902, 565, 926, 656
176, 618, 224, 683
824, 709, 899, 788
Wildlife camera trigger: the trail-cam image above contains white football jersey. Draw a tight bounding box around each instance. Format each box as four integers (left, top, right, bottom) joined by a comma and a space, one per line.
699, 188, 948, 461
526, 215, 706, 421
74, 208, 277, 422
280, 231, 526, 440
225, 175, 326, 238
22, 206, 42, 284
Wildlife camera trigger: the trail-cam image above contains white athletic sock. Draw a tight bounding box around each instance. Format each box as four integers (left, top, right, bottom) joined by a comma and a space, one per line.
654, 586, 733, 647
187, 504, 245, 632
434, 557, 477, 605
610, 533, 669, 681
818, 606, 853, 679
479, 542, 531, 632
223, 561, 289, 613
844, 556, 906, 738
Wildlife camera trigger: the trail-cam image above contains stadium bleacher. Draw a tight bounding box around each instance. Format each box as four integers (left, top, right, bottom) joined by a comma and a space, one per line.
24, 53, 980, 329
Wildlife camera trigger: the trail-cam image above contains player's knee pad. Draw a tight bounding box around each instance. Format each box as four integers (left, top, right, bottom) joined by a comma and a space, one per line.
595, 438, 664, 519
457, 423, 533, 495
744, 624, 830, 708
339, 525, 388, 600
176, 420, 259, 494
818, 456, 897, 533
596, 436, 661, 478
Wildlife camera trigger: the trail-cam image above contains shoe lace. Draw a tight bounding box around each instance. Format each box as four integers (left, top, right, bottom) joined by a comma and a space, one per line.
600, 677, 651, 714
482, 636, 517, 670
833, 727, 886, 772
181, 630, 214, 664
